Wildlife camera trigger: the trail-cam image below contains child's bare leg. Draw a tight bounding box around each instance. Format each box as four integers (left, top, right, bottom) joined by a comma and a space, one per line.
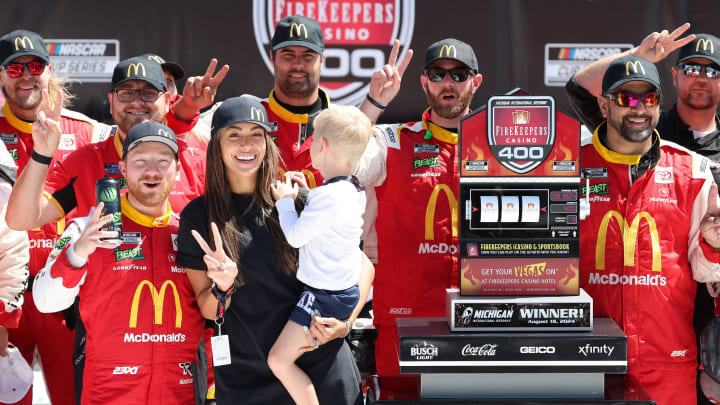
268, 320, 319, 405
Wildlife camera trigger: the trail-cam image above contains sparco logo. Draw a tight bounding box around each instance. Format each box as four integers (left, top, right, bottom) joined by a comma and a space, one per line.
461, 344, 498, 357
252, 0, 415, 105
410, 342, 438, 360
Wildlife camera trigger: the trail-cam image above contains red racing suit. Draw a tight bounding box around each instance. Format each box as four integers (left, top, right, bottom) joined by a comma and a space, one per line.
0, 103, 109, 405
32, 197, 204, 405
262, 89, 329, 188
581, 124, 720, 405
44, 129, 205, 218
353, 110, 459, 374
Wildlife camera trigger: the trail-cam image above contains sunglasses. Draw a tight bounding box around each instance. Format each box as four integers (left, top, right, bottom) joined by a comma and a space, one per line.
677, 64, 720, 79
113, 88, 162, 103
424, 67, 472, 83
3, 60, 46, 78
605, 91, 660, 108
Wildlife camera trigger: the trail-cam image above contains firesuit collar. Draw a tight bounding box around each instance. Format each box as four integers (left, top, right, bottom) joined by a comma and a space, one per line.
2, 103, 32, 134
267, 89, 330, 124
121, 195, 173, 228
422, 108, 458, 144
592, 121, 661, 178
0, 29, 49, 66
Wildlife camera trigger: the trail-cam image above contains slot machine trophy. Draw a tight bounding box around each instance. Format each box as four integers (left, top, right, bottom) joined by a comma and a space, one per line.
374, 91, 655, 404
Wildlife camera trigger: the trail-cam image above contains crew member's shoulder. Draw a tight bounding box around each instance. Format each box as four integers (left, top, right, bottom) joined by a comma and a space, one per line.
373, 120, 422, 149
659, 139, 713, 179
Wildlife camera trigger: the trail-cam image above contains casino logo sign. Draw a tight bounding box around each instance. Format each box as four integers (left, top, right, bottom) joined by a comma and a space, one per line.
253, 0, 415, 105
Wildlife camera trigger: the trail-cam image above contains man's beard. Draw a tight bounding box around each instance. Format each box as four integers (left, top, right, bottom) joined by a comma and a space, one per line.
426, 86, 473, 120
126, 175, 172, 208
679, 86, 719, 111
609, 114, 656, 143
2, 82, 42, 111
277, 69, 319, 100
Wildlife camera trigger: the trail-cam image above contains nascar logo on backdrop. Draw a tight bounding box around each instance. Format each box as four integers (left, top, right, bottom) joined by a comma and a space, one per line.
46, 39, 120, 83
544, 43, 632, 87
253, 0, 415, 105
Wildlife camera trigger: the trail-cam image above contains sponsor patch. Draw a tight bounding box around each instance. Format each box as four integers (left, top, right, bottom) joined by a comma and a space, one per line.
0, 133, 18, 144
414, 143, 439, 154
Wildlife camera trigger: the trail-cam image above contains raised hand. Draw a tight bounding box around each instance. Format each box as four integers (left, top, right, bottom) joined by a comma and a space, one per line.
702, 184, 720, 248
191, 222, 238, 291
31, 89, 63, 157
634, 23, 696, 63
73, 203, 121, 259
178, 59, 230, 112
367, 39, 413, 106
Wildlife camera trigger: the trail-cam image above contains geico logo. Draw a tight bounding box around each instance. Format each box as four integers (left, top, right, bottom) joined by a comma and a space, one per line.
112, 366, 139, 375
321, 47, 388, 78
418, 243, 458, 255
55, 43, 107, 56
596, 211, 661, 272
588, 273, 667, 286
520, 346, 555, 354
29, 239, 55, 249
123, 332, 186, 343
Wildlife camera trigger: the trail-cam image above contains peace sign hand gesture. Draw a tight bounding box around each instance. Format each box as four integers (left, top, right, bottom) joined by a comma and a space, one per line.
31, 89, 63, 157
367, 39, 413, 107
634, 23, 696, 64
179, 58, 230, 112
191, 222, 238, 292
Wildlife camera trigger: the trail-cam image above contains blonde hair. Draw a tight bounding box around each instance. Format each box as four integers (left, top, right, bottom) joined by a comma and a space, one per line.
313, 105, 371, 167
48, 73, 75, 109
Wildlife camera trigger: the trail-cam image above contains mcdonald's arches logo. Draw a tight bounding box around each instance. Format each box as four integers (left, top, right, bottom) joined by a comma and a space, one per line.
251, 106, 265, 122
147, 55, 165, 64
425, 184, 458, 240
127, 63, 146, 78
595, 210, 661, 273
129, 280, 182, 328
439, 44, 457, 58
625, 61, 645, 76
158, 128, 172, 139
697, 38, 715, 54
14, 36, 33, 51
289, 23, 308, 39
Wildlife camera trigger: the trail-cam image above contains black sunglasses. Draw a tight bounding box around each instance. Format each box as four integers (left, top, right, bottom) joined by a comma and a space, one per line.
423, 67, 472, 83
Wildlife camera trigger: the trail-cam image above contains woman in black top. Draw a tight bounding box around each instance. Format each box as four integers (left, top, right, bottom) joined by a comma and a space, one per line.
176, 96, 364, 404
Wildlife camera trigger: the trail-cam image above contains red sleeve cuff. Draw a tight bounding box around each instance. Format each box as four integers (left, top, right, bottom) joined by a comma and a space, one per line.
50, 247, 87, 289
167, 101, 200, 134
0, 308, 21, 329
699, 234, 720, 263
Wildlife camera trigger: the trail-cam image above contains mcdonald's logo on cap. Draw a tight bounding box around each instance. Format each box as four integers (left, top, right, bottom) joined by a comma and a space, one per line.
625, 61, 646, 76
14, 36, 33, 51
289, 23, 308, 39
595, 210, 661, 273
129, 280, 182, 328
425, 184, 458, 240
158, 128, 172, 139
697, 38, 715, 54
251, 106, 265, 122
439, 44, 457, 58
127, 63, 146, 78
147, 55, 165, 64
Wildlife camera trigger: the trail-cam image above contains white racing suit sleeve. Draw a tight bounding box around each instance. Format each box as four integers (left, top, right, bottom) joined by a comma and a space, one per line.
33, 215, 91, 313
687, 155, 720, 287
0, 180, 29, 313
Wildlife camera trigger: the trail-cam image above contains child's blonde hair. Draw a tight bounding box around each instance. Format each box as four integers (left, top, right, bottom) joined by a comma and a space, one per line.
313, 105, 371, 167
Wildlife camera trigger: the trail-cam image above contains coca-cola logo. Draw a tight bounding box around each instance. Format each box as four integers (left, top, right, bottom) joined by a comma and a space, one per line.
461, 344, 498, 357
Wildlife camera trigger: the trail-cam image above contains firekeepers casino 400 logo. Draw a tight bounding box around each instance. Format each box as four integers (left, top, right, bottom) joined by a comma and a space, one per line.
253, 0, 415, 105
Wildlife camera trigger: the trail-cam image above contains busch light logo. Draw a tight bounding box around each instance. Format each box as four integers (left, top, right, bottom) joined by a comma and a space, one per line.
410, 341, 438, 360
252, 0, 415, 105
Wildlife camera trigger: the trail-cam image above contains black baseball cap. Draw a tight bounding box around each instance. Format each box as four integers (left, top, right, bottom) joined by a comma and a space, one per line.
677, 34, 720, 67
0, 30, 49, 66
211, 96, 271, 135
122, 121, 178, 159
424, 38, 478, 73
111, 56, 166, 92
139, 53, 185, 80
601, 55, 660, 94
272, 15, 324, 54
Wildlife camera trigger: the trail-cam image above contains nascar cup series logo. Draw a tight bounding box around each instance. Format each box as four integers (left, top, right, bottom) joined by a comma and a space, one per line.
253, 0, 415, 105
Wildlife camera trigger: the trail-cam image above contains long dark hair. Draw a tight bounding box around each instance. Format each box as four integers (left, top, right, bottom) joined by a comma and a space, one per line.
203, 127, 298, 286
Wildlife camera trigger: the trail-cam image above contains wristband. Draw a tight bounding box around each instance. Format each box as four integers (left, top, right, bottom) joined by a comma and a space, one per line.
211, 281, 237, 320
342, 319, 352, 338
31, 150, 52, 165
366, 94, 387, 110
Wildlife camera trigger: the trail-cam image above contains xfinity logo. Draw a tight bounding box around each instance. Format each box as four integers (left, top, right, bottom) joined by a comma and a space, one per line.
578, 344, 614, 357
461, 344, 498, 357
410, 342, 438, 360
520, 346, 555, 354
